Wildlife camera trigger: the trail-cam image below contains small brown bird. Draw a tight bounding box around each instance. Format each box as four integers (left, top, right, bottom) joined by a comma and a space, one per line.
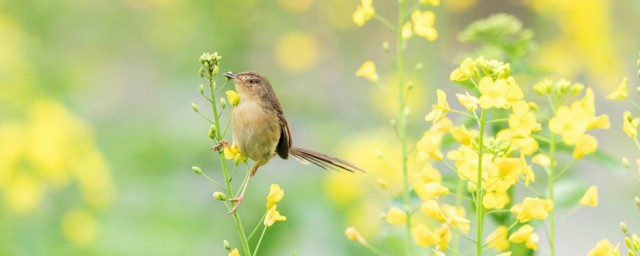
219, 71, 364, 213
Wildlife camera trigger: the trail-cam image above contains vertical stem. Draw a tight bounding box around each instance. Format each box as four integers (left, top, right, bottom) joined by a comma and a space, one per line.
548, 132, 556, 256
395, 0, 412, 255
209, 76, 251, 256
475, 110, 487, 256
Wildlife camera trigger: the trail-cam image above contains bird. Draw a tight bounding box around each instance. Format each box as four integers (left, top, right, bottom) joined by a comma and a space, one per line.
216, 71, 365, 213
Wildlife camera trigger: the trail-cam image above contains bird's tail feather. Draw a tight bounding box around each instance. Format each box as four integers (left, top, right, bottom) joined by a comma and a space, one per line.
289, 147, 365, 173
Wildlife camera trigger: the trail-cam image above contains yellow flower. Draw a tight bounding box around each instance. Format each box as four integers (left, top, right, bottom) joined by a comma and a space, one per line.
425, 89, 449, 122
573, 134, 598, 159
456, 92, 479, 111
450, 58, 476, 82
511, 197, 553, 223
579, 186, 598, 207
417, 130, 444, 160
421, 200, 445, 222
486, 225, 510, 251
352, 0, 375, 27
266, 184, 284, 209
401, 22, 413, 39
225, 90, 240, 106
420, 0, 439, 6
531, 153, 550, 167
413, 224, 438, 247
588, 239, 620, 256
623, 111, 639, 138
415, 182, 449, 201
449, 125, 476, 146
385, 207, 407, 226
606, 77, 628, 100
223, 143, 247, 163
411, 10, 437, 41
507, 101, 541, 136
264, 205, 286, 227
442, 204, 470, 233
355, 60, 379, 82
508, 224, 539, 251
434, 224, 451, 251
483, 190, 510, 210
228, 248, 240, 256
275, 33, 318, 72
496, 253, 512, 256
345, 227, 366, 244
478, 76, 523, 109
62, 208, 97, 245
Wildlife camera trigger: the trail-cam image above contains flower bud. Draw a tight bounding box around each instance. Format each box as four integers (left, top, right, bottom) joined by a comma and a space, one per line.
191, 103, 199, 112
626, 236, 633, 248
629, 250, 636, 256
223, 240, 231, 251
220, 98, 227, 109
192, 166, 203, 174
633, 234, 640, 250
635, 197, 640, 209
383, 41, 390, 52
234, 154, 243, 165
623, 158, 630, 169
199, 67, 206, 78
622, 222, 629, 234
213, 66, 219, 77
415, 62, 424, 71
209, 125, 216, 139
213, 192, 227, 201
345, 227, 366, 244
199, 84, 205, 94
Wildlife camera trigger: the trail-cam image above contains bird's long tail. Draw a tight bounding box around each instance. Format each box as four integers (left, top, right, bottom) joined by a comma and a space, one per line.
289, 147, 365, 173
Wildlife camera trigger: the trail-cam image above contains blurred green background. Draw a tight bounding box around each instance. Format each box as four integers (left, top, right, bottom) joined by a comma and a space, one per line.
1, 0, 640, 255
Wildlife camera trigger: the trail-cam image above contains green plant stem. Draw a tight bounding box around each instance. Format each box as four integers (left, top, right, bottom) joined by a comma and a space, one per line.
209, 75, 251, 256
476, 109, 487, 256
253, 225, 268, 256
395, 0, 413, 255
548, 132, 557, 256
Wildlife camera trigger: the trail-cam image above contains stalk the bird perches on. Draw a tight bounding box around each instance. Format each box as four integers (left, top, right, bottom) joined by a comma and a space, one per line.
215, 71, 365, 213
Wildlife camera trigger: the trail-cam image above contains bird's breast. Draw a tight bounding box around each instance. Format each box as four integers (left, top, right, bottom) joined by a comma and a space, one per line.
231, 99, 281, 164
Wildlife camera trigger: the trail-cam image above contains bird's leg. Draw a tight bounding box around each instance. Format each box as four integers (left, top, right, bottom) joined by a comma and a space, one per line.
227, 163, 260, 214
211, 139, 229, 152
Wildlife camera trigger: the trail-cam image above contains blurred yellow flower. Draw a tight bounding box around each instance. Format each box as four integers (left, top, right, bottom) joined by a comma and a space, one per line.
434, 224, 451, 251
415, 182, 449, 201
275, 32, 318, 72
572, 134, 598, 159
345, 227, 366, 244
449, 125, 476, 145
444, 0, 476, 12
266, 184, 284, 209
483, 190, 509, 210
478, 76, 523, 109
62, 208, 97, 246
531, 153, 550, 167
385, 207, 407, 226
352, 0, 375, 27
228, 248, 240, 256
486, 225, 510, 251
508, 224, 539, 251
588, 239, 620, 256
442, 204, 470, 233
421, 0, 439, 6
401, 22, 413, 39
455, 92, 479, 111
0, 99, 115, 213
225, 90, 240, 106
421, 200, 445, 222
507, 101, 541, 136
355, 60, 379, 82
606, 77, 628, 100
278, 0, 312, 12
511, 197, 553, 223
425, 89, 449, 122
264, 205, 286, 227
223, 143, 247, 162
411, 10, 437, 41
623, 111, 639, 138
413, 224, 438, 247
579, 186, 598, 207
450, 58, 476, 82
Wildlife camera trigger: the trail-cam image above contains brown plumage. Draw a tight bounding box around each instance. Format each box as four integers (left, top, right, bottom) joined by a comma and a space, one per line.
221, 71, 364, 212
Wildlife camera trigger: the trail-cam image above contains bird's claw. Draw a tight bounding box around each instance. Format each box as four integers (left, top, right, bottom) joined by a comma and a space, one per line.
212, 139, 229, 152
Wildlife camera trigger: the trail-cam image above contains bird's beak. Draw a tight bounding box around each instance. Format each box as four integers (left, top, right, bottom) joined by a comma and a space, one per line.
224, 72, 237, 80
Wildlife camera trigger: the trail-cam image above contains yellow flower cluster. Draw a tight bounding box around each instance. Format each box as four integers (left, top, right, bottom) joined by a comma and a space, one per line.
352, 0, 374, 27
223, 143, 247, 164
264, 184, 286, 227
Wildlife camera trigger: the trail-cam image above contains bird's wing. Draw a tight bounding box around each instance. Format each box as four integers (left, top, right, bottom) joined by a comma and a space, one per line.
275, 113, 292, 159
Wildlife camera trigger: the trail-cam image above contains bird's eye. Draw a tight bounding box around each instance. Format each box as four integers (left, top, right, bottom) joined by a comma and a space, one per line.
247, 78, 258, 84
